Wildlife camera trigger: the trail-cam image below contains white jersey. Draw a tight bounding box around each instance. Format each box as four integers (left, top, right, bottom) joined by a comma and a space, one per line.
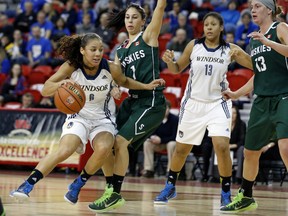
69, 59, 116, 121
183, 40, 231, 103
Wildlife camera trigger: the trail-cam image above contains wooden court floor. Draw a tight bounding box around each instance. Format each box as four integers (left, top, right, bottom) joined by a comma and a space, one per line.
1, 170, 288, 216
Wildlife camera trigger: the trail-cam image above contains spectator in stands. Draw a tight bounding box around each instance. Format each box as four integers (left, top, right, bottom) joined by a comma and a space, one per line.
18, 0, 46, 14
0, 35, 13, 59
95, 0, 123, 27
30, 10, 54, 39
77, 0, 96, 24
0, 14, 14, 39
76, 13, 96, 35
10, 29, 29, 65
143, 3, 152, 27
20, 92, 35, 108
220, 0, 240, 33
170, 13, 194, 40
142, 100, 178, 178
0, 47, 10, 75
42, 2, 59, 23
35, 96, 55, 108
208, 105, 246, 184
109, 32, 128, 61
52, 16, 70, 38
235, 10, 259, 50
167, 28, 190, 61
167, 2, 181, 32
211, 0, 229, 12
225, 31, 235, 43
0, 63, 27, 106
60, 0, 78, 34
27, 25, 52, 68
14, 1, 36, 34
95, 12, 115, 50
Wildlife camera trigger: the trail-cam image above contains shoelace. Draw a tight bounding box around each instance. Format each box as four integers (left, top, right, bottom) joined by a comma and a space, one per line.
227, 193, 242, 207
93, 189, 112, 205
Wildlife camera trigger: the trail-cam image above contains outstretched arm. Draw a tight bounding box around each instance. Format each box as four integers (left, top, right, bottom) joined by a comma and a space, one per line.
143, 0, 167, 46
109, 59, 165, 90
222, 75, 254, 100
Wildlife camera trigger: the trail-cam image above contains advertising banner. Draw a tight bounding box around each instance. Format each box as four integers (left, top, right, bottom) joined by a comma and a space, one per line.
0, 109, 80, 167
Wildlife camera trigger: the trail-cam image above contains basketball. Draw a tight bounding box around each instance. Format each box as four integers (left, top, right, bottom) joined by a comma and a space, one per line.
54, 82, 86, 114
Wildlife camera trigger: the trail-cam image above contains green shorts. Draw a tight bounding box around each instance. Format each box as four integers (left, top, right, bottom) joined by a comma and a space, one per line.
116, 93, 166, 151
245, 94, 288, 150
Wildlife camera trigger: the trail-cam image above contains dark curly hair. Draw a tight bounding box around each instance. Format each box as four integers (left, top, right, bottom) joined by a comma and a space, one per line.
57, 33, 102, 68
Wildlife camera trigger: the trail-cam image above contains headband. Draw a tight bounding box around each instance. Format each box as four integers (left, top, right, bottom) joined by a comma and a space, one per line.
260, 0, 275, 13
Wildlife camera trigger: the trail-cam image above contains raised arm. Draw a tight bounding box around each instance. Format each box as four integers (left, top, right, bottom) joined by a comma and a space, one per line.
143, 0, 166, 46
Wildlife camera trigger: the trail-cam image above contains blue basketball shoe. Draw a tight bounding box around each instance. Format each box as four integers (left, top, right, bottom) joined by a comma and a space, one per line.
154, 182, 176, 204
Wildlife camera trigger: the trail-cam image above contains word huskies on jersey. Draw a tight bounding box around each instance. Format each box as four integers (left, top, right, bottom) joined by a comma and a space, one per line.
196, 56, 224, 64
250, 45, 272, 57
81, 84, 109, 92
121, 50, 145, 67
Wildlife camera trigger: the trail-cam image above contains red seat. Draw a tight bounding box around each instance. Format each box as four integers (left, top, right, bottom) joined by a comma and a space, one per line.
27, 71, 50, 86
232, 68, 254, 80
164, 92, 179, 108
179, 72, 190, 97
227, 70, 252, 92
114, 91, 129, 107
33, 65, 53, 77
158, 33, 173, 54
0, 73, 7, 88
160, 71, 180, 87
21, 65, 32, 77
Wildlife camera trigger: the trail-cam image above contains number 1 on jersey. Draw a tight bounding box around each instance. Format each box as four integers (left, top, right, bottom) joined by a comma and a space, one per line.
130, 65, 136, 79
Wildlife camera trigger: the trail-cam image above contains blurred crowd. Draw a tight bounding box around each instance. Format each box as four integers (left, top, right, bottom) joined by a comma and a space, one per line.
0, 0, 287, 108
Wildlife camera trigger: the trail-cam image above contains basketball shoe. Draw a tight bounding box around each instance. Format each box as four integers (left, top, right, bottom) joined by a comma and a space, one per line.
10, 181, 34, 200
220, 190, 232, 207
220, 188, 258, 213
64, 176, 85, 204
154, 182, 176, 204
0, 197, 5, 216
88, 184, 125, 213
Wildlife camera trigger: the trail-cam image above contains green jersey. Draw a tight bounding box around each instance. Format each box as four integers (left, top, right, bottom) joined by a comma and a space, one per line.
117, 32, 164, 97
250, 22, 288, 96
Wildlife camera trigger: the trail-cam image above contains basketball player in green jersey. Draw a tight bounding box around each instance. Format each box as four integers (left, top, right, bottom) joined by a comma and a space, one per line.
88, 1, 167, 213
221, 0, 288, 213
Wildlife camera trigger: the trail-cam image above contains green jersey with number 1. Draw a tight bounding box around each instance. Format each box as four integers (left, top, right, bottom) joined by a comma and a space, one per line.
250, 22, 288, 96
116, 32, 164, 96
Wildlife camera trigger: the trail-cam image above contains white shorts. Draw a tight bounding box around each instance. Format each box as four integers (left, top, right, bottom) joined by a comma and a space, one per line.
61, 114, 117, 154
176, 99, 232, 145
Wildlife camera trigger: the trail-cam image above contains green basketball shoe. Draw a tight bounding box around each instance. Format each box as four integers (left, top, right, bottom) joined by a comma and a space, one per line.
220, 189, 258, 213
88, 184, 125, 213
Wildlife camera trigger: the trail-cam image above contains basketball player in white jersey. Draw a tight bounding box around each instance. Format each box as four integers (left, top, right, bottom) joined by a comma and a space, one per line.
154, 12, 253, 209
10, 33, 164, 203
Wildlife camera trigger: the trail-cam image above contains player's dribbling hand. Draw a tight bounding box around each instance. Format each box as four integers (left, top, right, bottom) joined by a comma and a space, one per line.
58, 79, 76, 87
162, 49, 174, 63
